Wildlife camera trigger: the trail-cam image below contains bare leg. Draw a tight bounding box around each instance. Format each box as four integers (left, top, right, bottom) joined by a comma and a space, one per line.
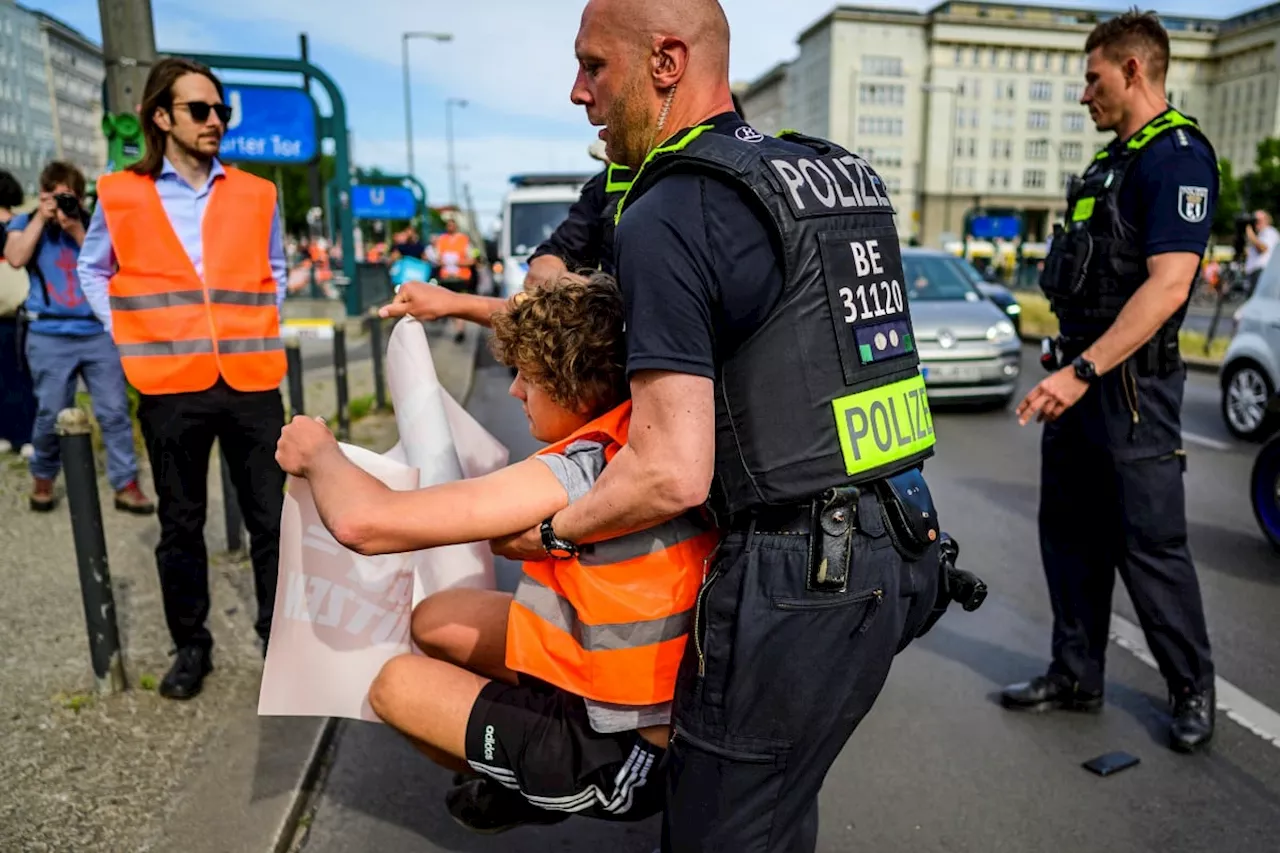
411, 589, 519, 684
368, 653, 490, 768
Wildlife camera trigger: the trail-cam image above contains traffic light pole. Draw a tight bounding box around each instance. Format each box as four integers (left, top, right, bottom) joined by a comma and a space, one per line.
98, 0, 158, 170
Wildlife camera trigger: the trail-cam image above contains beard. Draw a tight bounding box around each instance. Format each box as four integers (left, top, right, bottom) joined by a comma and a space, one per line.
603, 74, 655, 170
171, 130, 219, 163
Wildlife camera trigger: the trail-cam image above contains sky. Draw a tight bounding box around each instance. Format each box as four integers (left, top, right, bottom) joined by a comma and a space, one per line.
23, 0, 1271, 232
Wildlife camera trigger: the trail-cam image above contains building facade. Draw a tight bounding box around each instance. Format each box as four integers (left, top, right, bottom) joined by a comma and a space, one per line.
0, 0, 104, 202
738, 1, 1280, 247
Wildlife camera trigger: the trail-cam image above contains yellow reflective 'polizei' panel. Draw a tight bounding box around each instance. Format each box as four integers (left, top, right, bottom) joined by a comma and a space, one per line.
832, 373, 935, 476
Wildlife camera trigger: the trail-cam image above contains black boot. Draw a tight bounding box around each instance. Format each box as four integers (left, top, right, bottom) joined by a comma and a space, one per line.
159, 646, 213, 700
445, 777, 570, 835
1169, 687, 1214, 753
1000, 673, 1103, 713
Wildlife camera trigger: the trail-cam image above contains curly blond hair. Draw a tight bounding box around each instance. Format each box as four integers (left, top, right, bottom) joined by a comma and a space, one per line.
489, 272, 628, 415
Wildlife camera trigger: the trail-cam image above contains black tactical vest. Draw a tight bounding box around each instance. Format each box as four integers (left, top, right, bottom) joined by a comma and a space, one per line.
597, 164, 633, 275
618, 126, 935, 515
1041, 108, 1216, 341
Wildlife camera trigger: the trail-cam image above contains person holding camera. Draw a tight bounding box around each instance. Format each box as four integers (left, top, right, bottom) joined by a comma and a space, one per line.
2, 161, 153, 514
1243, 209, 1278, 295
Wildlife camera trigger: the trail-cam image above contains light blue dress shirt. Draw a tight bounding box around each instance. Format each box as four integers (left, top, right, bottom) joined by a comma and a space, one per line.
78, 158, 288, 333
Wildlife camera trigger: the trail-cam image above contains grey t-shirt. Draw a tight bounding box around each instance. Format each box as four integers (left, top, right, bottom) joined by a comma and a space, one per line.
523, 436, 674, 735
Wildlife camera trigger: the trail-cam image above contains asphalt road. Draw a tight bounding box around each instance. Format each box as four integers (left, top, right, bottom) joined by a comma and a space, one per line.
300, 344, 1280, 853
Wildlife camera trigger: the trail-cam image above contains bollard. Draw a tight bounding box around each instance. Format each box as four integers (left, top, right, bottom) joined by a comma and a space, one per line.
367, 309, 387, 412
334, 323, 350, 441
286, 337, 305, 418
219, 447, 244, 553
56, 408, 127, 695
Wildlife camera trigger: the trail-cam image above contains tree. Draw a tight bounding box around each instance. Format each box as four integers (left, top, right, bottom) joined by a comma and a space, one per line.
1240, 137, 1280, 221
1214, 157, 1243, 239
238, 155, 337, 234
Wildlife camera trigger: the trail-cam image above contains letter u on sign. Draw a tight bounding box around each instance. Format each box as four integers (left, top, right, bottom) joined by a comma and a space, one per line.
369, 188, 385, 207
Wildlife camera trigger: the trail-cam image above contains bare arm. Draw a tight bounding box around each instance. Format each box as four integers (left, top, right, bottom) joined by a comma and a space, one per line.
1081, 252, 1201, 375
379, 280, 508, 328
548, 370, 716, 545
307, 447, 571, 556
4, 214, 46, 268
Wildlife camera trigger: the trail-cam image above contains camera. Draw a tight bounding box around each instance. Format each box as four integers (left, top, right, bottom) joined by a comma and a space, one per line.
54, 192, 80, 217
1234, 212, 1256, 261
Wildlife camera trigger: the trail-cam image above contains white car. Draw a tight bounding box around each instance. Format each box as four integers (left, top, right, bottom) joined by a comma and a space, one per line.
1220, 260, 1280, 440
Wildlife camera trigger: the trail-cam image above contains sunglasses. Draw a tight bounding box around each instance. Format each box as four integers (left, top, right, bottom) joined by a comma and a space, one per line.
172, 100, 232, 125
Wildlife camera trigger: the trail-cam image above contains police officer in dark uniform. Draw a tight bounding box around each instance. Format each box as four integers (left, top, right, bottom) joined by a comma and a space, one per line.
1003, 10, 1215, 753
490, 0, 966, 848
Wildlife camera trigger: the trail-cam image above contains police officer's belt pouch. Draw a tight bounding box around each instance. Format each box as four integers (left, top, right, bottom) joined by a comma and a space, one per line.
807, 486, 859, 592
1041, 227, 1093, 302
875, 468, 939, 561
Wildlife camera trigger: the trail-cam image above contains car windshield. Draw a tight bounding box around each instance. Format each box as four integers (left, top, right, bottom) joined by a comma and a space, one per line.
902, 255, 984, 302
508, 202, 574, 256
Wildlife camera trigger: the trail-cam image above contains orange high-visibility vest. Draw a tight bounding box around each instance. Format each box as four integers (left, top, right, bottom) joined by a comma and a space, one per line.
435, 232, 473, 281
506, 402, 721, 706
96, 168, 286, 395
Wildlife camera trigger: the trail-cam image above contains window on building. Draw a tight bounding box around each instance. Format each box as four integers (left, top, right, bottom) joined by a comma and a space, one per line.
990, 138, 1012, 158
988, 168, 1010, 190
1064, 82, 1083, 102
860, 83, 905, 105
861, 56, 903, 77
1023, 169, 1047, 189
1028, 111, 1050, 129
857, 147, 903, 169
995, 80, 1017, 100
884, 176, 903, 194
857, 116, 904, 136
1060, 141, 1083, 160
1026, 139, 1050, 160
1063, 113, 1085, 132
954, 46, 963, 65
1060, 53, 1070, 74
1030, 81, 1053, 101
1060, 171, 1076, 191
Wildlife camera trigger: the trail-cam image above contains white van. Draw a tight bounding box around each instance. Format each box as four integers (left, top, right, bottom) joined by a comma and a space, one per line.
497, 173, 593, 299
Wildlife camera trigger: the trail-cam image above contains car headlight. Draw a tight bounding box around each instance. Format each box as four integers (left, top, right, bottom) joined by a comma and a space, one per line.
986, 320, 1016, 343
1005, 303, 1021, 316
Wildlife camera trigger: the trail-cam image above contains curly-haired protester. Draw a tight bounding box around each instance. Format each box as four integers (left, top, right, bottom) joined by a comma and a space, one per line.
275, 271, 719, 834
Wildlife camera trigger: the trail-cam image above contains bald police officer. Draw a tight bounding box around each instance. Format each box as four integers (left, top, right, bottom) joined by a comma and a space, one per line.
1004, 10, 1216, 753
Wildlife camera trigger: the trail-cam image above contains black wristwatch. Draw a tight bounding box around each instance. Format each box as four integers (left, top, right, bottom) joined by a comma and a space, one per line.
1072, 355, 1099, 383
540, 518, 578, 560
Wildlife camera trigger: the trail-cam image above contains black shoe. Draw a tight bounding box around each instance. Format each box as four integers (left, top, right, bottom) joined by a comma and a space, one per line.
1000, 673, 1103, 713
1169, 688, 1214, 753
445, 777, 570, 835
159, 646, 213, 700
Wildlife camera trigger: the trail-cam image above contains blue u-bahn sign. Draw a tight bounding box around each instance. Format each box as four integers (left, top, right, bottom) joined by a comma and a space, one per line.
350, 184, 418, 221
220, 85, 319, 164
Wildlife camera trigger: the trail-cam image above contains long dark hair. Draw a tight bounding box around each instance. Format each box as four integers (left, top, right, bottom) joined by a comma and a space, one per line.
129, 57, 225, 179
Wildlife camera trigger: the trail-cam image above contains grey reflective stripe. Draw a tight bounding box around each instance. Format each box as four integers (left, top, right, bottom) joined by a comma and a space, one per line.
219, 337, 284, 354
514, 575, 691, 652
110, 291, 206, 311
209, 289, 277, 307
117, 339, 215, 357
577, 513, 713, 567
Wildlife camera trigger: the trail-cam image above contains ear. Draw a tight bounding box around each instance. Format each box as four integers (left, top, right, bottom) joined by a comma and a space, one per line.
153, 106, 173, 133
1122, 56, 1140, 84
651, 36, 689, 90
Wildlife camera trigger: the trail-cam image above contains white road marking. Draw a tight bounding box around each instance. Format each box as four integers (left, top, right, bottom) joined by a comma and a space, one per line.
1109, 614, 1280, 748
1182, 431, 1232, 452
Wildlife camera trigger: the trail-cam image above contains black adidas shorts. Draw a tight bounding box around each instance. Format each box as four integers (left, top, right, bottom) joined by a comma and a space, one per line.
464, 676, 666, 822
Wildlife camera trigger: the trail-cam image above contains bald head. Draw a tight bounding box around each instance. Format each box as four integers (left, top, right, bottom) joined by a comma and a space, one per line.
573, 0, 736, 168
584, 0, 730, 78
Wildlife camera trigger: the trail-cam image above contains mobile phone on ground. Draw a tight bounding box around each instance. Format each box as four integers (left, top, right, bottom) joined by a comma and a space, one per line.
1082, 751, 1140, 777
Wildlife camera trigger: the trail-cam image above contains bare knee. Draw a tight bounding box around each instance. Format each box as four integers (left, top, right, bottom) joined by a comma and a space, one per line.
368, 655, 415, 725
410, 592, 461, 660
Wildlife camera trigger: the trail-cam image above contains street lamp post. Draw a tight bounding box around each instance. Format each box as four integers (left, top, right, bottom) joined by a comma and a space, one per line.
922, 83, 959, 242
401, 31, 452, 178
445, 97, 468, 208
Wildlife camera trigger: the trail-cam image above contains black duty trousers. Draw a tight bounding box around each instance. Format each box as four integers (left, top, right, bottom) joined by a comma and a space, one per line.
661, 488, 939, 852
136, 380, 286, 652
1039, 362, 1214, 696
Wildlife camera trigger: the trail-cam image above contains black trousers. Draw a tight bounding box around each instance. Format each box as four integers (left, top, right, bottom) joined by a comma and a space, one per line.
1039, 363, 1214, 695
136, 381, 286, 651
661, 489, 939, 852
